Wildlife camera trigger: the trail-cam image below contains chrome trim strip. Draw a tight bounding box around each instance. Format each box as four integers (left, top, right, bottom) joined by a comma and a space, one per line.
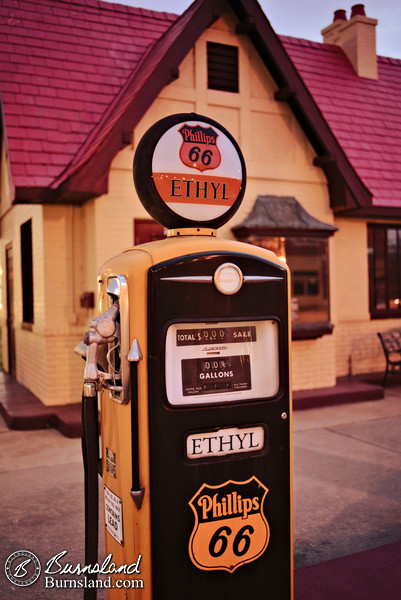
160, 275, 283, 283
244, 276, 283, 282
160, 276, 213, 283
107, 274, 130, 405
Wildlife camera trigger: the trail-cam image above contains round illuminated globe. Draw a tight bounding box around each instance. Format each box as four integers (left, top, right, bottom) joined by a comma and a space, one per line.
133, 113, 246, 230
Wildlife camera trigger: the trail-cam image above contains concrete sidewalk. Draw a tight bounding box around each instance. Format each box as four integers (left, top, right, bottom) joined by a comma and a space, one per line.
1, 386, 400, 598
292, 385, 401, 598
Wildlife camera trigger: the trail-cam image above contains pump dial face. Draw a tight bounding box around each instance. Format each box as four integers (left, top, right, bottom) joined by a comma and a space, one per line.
133, 113, 246, 230
165, 320, 279, 407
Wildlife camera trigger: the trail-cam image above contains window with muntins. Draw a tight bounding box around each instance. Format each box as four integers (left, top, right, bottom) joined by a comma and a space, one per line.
251, 236, 330, 332
368, 224, 401, 317
232, 196, 337, 339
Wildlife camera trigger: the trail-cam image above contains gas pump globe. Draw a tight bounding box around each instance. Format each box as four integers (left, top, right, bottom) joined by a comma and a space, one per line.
78, 113, 293, 599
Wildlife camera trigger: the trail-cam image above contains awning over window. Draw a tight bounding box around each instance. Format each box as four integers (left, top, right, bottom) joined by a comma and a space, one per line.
232, 195, 337, 238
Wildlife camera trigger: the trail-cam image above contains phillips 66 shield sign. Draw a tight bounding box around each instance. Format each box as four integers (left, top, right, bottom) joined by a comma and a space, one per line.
188, 476, 270, 573
178, 124, 221, 172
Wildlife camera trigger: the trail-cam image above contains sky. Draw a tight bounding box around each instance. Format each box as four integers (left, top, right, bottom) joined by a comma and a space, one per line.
104, 0, 401, 59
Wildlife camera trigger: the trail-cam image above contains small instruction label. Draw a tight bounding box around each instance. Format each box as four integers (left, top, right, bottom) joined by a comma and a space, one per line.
104, 486, 123, 545
106, 447, 117, 478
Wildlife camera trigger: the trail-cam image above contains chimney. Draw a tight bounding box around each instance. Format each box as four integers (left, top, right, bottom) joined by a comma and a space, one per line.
321, 4, 378, 79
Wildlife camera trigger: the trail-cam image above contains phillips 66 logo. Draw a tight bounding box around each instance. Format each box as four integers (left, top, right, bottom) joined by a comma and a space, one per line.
178, 124, 221, 172
188, 476, 270, 573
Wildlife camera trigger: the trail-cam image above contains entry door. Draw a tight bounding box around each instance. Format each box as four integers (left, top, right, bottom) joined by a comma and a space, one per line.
6, 245, 16, 375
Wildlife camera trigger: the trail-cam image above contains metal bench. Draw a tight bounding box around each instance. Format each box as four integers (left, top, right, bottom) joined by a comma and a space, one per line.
377, 330, 401, 386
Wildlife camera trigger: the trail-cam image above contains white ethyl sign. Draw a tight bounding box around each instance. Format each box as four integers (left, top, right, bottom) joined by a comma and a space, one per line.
186, 425, 265, 460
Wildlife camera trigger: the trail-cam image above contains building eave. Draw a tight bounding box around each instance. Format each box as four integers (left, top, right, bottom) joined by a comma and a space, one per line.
333, 205, 401, 219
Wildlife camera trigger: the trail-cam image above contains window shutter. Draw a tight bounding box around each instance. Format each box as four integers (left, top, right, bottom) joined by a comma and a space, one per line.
207, 42, 239, 93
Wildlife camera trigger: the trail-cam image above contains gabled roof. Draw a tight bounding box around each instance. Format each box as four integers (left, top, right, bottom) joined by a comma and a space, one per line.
281, 36, 401, 214
1, 0, 400, 216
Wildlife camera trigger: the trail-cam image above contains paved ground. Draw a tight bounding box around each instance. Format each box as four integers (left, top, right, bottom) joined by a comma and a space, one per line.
1, 387, 401, 598
293, 387, 401, 568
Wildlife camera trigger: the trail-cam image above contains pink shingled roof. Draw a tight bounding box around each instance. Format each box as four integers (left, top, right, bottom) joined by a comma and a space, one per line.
0, 0, 176, 189
2, 0, 401, 211
281, 36, 401, 209
57, 0, 204, 189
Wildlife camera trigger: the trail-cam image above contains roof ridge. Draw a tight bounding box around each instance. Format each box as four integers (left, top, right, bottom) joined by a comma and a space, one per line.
279, 35, 342, 52
378, 55, 401, 65
280, 34, 401, 63
279, 35, 320, 45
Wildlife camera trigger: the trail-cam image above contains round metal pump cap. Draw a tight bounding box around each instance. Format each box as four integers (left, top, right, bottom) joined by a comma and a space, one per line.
214, 263, 243, 295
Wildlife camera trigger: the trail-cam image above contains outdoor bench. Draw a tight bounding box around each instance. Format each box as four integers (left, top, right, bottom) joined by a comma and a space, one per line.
377, 329, 401, 386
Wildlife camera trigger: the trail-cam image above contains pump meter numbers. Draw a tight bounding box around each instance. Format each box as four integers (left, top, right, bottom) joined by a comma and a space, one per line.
176, 325, 256, 346
182, 355, 251, 396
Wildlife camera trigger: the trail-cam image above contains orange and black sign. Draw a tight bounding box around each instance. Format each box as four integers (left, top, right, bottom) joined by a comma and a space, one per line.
133, 113, 246, 229
178, 124, 221, 172
188, 476, 269, 573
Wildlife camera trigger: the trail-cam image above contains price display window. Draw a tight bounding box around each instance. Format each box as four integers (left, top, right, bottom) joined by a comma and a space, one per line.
165, 320, 279, 406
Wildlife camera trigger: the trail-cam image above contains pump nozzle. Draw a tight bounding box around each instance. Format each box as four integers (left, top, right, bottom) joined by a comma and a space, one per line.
82, 304, 119, 383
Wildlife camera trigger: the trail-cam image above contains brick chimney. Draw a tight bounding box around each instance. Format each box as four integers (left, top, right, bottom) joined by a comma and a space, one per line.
321, 4, 378, 79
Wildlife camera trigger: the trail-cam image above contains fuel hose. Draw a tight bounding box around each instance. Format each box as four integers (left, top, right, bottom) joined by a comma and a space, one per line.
81, 384, 99, 600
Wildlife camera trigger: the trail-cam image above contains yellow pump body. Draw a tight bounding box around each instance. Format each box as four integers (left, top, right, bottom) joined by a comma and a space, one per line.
97, 234, 293, 599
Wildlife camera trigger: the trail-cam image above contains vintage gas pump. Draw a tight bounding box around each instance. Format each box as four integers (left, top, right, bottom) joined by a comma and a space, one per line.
79, 113, 293, 599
